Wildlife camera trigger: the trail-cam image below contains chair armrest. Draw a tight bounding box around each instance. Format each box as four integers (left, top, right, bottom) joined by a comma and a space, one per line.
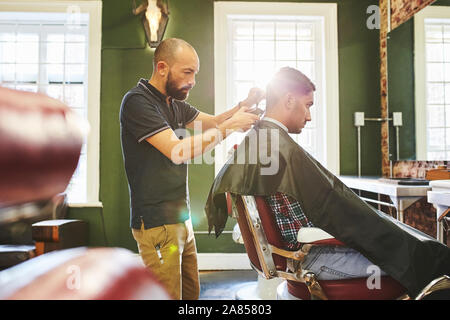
297, 227, 346, 246
269, 245, 305, 261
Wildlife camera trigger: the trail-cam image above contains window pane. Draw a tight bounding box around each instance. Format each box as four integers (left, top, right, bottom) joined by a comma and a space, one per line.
65, 64, 85, 83
16, 42, 39, 63
276, 22, 296, 40
233, 81, 254, 104
446, 84, 450, 104
232, 21, 253, 40
427, 105, 445, 127
276, 41, 296, 60
444, 26, 450, 43
0, 42, 16, 63
254, 22, 274, 40
427, 83, 444, 104
297, 61, 315, 80
233, 41, 253, 60
65, 42, 85, 63
45, 64, 64, 83
297, 23, 314, 40
297, 41, 314, 60
446, 105, 450, 127
298, 128, 314, 153
43, 25, 65, 42
16, 63, 38, 82
0, 27, 16, 42
46, 42, 64, 63
16, 25, 39, 42
445, 63, 450, 82
428, 151, 446, 160
64, 85, 84, 108
66, 29, 87, 43
254, 61, 275, 87
233, 61, 253, 81
426, 25, 443, 43
0, 63, 15, 82
447, 128, 450, 149
427, 128, 445, 150
427, 63, 444, 82
254, 41, 274, 60
426, 43, 444, 62
445, 44, 450, 62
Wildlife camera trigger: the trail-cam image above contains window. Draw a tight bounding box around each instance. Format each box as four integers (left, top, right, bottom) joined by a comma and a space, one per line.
415, 6, 450, 160
214, 2, 339, 175
0, 1, 102, 205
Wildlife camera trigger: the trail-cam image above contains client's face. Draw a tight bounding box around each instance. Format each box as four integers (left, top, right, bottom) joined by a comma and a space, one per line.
291, 91, 314, 134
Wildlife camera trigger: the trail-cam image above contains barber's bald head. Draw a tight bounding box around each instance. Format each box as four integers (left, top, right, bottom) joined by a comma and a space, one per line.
265, 67, 316, 134
153, 38, 197, 70
151, 38, 199, 100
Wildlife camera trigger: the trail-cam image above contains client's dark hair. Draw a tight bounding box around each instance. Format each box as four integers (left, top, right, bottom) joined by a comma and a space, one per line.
266, 67, 316, 109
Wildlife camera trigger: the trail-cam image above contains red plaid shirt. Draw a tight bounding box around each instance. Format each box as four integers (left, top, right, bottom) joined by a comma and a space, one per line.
265, 192, 314, 250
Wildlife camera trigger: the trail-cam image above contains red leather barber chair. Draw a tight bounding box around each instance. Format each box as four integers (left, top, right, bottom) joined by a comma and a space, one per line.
0, 86, 83, 269
228, 193, 450, 300
0, 87, 171, 299
0, 247, 171, 300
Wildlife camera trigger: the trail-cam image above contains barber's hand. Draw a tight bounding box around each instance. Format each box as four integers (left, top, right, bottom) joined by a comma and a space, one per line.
221, 106, 260, 132
240, 87, 265, 108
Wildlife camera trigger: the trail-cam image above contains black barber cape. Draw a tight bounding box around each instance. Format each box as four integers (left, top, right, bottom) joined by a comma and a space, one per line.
205, 120, 450, 297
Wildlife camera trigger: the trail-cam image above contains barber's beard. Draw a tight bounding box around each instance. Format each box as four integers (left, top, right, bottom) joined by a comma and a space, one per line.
165, 72, 192, 101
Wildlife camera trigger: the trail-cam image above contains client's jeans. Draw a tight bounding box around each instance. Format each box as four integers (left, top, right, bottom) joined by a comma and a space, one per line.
301, 246, 387, 280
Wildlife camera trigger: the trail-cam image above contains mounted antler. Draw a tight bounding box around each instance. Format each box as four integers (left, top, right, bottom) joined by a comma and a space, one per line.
132, 0, 148, 16
132, 0, 169, 16
132, 0, 170, 47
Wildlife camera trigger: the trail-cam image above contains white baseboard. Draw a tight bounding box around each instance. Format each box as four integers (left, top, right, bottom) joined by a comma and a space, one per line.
197, 253, 252, 270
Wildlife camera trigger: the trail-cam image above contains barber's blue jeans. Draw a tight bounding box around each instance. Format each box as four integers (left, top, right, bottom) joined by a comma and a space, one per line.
301, 246, 387, 280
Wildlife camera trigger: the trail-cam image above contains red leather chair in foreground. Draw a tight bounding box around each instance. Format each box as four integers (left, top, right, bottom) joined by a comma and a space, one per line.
0, 247, 171, 300
0, 86, 83, 209
228, 193, 450, 300
0, 87, 171, 300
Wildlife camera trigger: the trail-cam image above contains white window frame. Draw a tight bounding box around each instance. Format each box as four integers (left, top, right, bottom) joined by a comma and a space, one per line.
415, 6, 450, 160
0, 0, 102, 207
214, 1, 340, 175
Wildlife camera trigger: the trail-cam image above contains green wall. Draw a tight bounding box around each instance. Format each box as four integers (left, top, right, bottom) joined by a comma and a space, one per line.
68, 0, 382, 253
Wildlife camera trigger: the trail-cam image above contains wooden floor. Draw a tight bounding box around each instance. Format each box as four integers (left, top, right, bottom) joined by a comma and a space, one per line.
199, 270, 257, 300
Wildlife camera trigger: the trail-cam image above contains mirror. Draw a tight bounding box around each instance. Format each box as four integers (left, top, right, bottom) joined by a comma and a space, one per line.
387, 0, 450, 161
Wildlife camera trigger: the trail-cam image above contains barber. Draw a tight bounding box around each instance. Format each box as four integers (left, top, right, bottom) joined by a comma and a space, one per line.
119, 38, 263, 300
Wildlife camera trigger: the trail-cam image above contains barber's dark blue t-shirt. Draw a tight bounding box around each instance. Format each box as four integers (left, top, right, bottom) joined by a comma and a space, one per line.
119, 79, 199, 230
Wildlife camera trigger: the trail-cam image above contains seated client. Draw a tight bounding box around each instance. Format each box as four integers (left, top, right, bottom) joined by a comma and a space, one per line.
205, 67, 450, 298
